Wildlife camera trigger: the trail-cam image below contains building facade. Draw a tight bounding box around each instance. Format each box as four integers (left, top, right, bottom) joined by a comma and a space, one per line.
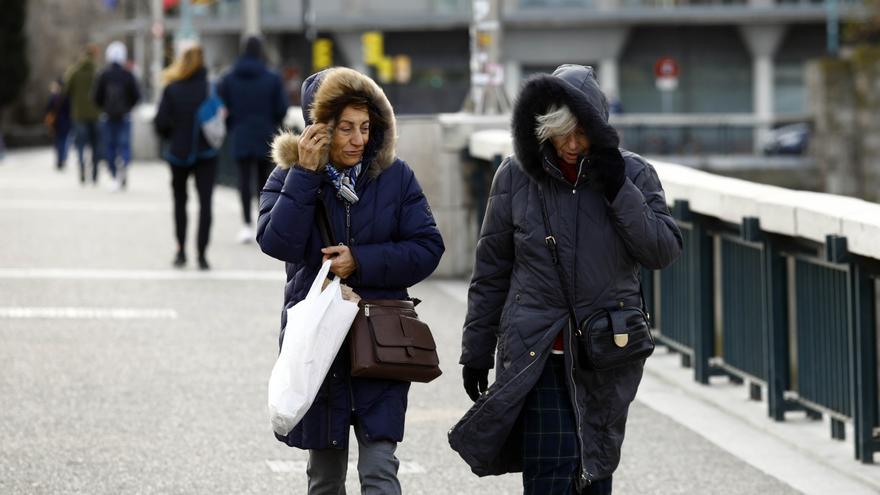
99, 0, 864, 153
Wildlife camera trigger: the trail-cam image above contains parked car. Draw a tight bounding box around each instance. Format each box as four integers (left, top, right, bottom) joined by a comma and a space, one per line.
763, 122, 810, 156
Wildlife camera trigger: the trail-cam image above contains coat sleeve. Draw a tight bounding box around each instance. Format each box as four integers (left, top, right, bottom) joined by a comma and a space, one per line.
256, 165, 325, 264
346, 164, 445, 289
606, 156, 683, 270
459, 159, 516, 369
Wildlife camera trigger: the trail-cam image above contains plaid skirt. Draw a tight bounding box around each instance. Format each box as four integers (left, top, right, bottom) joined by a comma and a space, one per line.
522, 355, 613, 495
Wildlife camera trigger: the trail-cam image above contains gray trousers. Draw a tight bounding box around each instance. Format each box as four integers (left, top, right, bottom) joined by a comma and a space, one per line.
306, 421, 401, 495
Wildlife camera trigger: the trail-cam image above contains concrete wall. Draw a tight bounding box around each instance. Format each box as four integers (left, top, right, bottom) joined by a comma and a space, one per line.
396, 114, 509, 277
807, 47, 880, 202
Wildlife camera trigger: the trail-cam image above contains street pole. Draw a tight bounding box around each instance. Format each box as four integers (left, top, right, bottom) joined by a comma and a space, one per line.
150, 0, 164, 101
242, 0, 261, 38
464, 0, 509, 114
826, 0, 840, 56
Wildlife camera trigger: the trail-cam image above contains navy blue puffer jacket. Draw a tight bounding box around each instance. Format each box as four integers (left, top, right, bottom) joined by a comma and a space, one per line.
257, 67, 445, 450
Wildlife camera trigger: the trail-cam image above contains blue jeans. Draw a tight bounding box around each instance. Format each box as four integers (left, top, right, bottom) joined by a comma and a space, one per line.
73, 120, 100, 183
102, 117, 131, 180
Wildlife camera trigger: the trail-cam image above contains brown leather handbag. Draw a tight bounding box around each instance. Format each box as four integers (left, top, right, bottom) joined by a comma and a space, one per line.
349, 299, 442, 383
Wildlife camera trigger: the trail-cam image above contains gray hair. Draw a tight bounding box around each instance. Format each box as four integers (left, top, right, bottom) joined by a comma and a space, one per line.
535, 104, 578, 143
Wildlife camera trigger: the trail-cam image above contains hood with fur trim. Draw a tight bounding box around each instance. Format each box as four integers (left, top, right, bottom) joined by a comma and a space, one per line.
271, 67, 397, 179
511, 64, 619, 183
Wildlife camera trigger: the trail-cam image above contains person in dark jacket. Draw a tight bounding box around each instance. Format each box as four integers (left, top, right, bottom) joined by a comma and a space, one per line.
449, 65, 683, 495
218, 36, 289, 243
64, 44, 102, 185
154, 43, 217, 270
94, 41, 141, 191
45, 78, 72, 171
258, 67, 444, 494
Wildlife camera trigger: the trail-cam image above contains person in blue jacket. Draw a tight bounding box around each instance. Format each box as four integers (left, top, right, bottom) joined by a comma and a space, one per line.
218, 36, 288, 243
258, 67, 445, 494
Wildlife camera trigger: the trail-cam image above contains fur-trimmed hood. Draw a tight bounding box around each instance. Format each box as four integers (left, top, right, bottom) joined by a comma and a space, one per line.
512, 64, 620, 183
270, 67, 397, 179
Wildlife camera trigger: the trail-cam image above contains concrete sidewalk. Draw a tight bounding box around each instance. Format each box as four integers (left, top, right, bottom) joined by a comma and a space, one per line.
1, 149, 877, 494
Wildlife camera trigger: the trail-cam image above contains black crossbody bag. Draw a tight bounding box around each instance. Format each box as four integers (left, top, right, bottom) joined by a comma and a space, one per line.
537, 183, 655, 371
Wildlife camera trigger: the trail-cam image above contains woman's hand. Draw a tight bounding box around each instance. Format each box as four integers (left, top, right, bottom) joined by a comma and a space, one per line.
297, 123, 330, 171
321, 245, 357, 279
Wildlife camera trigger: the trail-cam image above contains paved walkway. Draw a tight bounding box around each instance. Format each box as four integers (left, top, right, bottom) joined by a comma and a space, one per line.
1, 149, 877, 494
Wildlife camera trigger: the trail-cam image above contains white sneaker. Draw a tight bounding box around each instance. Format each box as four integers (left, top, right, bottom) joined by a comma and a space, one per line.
237, 225, 254, 244
109, 177, 122, 192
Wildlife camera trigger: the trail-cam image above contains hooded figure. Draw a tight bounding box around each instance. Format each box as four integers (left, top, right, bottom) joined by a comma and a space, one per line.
257, 67, 445, 494
218, 36, 289, 243
449, 65, 682, 494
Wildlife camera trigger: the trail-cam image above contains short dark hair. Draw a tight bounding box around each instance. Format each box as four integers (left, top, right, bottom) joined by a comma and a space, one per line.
326, 92, 390, 146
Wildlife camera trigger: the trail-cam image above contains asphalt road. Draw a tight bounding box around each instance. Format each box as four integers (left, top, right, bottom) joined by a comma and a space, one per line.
0, 149, 801, 494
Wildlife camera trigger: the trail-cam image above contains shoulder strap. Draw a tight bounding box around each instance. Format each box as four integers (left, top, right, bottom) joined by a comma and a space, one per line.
537, 182, 579, 327
314, 193, 338, 280
315, 193, 336, 247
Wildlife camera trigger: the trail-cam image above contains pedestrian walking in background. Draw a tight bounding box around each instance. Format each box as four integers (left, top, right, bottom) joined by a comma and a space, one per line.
154, 43, 217, 270
44, 78, 72, 171
94, 41, 140, 191
258, 67, 444, 494
64, 44, 102, 185
218, 36, 288, 244
449, 65, 683, 494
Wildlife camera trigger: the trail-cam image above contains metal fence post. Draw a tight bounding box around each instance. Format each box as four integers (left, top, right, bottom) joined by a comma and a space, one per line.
764, 231, 790, 421
851, 255, 879, 463
691, 209, 715, 385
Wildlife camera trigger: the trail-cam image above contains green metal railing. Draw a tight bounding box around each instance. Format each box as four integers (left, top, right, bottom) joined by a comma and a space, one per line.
650, 201, 880, 464
719, 235, 766, 382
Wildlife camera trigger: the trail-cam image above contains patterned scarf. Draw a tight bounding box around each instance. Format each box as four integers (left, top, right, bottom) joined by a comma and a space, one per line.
325, 163, 361, 204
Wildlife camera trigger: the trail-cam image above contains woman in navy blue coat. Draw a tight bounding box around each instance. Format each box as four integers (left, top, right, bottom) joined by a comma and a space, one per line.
257, 67, 444, 494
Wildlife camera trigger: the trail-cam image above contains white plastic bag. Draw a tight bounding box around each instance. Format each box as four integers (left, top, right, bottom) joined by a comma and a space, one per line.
267, 260, 359, 436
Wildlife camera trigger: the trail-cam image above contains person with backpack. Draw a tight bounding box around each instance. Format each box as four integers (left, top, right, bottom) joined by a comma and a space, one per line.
154, 43, 217, 270
94, 41, 141, 191
218, 36, 289, 244
64, 44, 102, 185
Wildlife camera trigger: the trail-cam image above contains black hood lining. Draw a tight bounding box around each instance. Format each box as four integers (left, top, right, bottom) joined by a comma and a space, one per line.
512, 75, 619, 182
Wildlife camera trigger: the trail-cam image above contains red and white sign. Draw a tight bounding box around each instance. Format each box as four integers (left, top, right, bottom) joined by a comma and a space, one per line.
654, 56, 680, 91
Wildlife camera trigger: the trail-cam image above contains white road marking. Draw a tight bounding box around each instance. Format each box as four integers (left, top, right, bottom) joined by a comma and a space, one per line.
0, 199, 238, 213
0, 307, 178, 319
0, 268, 283, 282
266, 460, 426, 475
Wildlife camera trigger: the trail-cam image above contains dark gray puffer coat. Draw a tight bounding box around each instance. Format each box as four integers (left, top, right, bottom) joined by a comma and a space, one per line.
448, 65, 683, 489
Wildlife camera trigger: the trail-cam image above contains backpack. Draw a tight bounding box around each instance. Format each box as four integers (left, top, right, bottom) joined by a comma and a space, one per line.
197, 83, 226, 149
103, 79, 130, 120
164, 82, 226, 167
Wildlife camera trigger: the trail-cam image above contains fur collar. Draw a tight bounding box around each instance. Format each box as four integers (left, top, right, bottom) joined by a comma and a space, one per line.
271, 67, 397, 179
511, 72, 619, 183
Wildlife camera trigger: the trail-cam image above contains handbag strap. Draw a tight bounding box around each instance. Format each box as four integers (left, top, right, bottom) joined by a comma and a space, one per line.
537, 182, 580, 327
536, 182, 650, 324
315, 193, 337, 247
314, 192, 338, 280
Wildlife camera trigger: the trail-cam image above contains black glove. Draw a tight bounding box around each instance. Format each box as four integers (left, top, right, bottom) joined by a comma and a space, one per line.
462, 366, 489, 402
589, 147, 626, 202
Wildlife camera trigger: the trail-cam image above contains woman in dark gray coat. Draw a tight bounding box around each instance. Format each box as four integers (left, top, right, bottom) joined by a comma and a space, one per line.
449, 65, 683, 494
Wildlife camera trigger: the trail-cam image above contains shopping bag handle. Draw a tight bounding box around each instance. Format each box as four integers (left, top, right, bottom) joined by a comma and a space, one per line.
305, 259, 334, 300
